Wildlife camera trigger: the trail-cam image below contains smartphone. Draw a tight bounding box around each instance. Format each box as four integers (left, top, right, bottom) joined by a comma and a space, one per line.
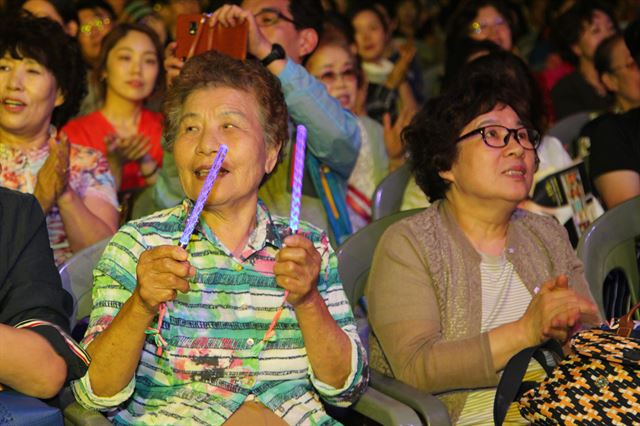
175, 14, 248, 61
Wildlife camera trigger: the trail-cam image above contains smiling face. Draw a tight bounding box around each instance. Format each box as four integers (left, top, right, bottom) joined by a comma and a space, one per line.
0, 53, 63, 139
440, 104, 536, 206
469, 5, 512, 51
306, 44, 358, 111
173, 86, 279, 212
104, 30, 159, 103
352, 9, 388, 63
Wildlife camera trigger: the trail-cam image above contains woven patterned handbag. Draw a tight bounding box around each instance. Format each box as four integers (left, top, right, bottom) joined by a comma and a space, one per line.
517, 302, 640, 425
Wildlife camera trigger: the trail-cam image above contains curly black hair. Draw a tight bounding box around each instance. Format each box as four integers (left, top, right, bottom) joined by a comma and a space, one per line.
403, 60, 535, 201
0, 14, 86, 128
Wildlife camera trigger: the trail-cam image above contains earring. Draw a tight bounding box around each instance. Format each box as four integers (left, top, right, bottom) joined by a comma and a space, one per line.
49, 124, 58, 140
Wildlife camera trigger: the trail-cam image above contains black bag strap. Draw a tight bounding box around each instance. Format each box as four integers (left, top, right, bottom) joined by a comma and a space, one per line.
493, 339, 563, 426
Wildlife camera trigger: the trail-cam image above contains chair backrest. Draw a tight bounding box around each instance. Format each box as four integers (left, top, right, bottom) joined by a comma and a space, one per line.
546, 111, 592, 156
337, 209, 423, 311
372, 163, 412, 221
58, 238, 111, 327
576, 195, 640, 318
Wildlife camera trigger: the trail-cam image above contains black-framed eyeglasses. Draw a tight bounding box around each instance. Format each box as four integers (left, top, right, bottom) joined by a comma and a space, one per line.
456, 125, 540, 151
254, 7, 297, 27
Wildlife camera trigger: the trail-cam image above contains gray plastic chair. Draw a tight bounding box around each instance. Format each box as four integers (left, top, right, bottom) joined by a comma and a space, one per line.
577, 195, 640, 319
372, 163, 412, 220
58, 238, 110, 328
338, 209, 451, 426
546, 112, 593, 156
56, 239, 113, 426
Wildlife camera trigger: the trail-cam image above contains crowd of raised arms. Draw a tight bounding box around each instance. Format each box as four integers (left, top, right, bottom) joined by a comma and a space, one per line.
0, 0, 639, 424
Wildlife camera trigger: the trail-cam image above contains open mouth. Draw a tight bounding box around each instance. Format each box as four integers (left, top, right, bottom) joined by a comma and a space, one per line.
2, 98, 26, 110
195, 167, 229, 178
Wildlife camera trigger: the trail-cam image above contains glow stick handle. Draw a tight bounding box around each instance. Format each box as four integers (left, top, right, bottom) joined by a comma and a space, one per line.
179, 145, 228, 248
289, 125, 307, 234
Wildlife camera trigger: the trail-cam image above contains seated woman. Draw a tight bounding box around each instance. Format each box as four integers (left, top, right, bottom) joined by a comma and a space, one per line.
581, 33, 640, 209
63, 23, 164, 193
306, 32, 417, 230
351, 5, 419, 125
72, 51, 368, 425
0, 14, 118, 266
0, 187, 89, 398
366, 72, 599, 424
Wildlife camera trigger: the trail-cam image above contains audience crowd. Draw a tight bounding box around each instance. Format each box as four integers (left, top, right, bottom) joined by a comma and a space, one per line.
1, 0, 639, 424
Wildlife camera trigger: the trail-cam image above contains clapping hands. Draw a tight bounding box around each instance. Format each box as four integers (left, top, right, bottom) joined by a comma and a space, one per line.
105, 133, 151, 164
521, 274, 599, 346
34, 132, 71, 213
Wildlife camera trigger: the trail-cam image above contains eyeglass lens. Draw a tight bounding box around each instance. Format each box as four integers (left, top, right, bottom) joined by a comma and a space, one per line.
482, 125, 539, 150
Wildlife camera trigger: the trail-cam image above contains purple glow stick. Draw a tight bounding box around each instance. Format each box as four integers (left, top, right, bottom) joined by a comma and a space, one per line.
179, 144, 228, 248
289, 125, 307, 234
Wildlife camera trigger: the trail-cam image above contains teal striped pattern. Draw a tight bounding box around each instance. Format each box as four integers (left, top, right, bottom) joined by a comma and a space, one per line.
72, 200, 367, 425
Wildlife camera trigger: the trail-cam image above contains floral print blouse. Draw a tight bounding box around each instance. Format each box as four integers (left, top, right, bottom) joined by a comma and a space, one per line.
0, 141, 118, 266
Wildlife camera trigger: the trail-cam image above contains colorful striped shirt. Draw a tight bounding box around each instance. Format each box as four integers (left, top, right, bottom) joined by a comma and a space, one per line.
72, 200, 368, 425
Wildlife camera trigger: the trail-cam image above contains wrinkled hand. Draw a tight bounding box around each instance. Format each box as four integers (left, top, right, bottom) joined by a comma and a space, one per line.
106, 133, 151, 163
520, 275, 598, 345
134, 246, 195, 314
209, 4, 272, 60
164, 42, 184, 88
273, 234, 322, 308
34, 133, 71, 212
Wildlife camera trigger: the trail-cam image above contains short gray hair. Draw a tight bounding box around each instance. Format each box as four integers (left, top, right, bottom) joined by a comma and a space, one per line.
163, 51, 289, 159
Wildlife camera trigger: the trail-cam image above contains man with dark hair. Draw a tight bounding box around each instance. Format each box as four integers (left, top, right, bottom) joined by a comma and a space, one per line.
551, 0, 617, 119
0, 188, 89, 398
140, 0, 361, 245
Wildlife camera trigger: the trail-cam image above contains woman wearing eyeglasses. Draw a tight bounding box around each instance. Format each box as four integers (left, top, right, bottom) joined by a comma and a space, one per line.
582, 32, 640, 209
446, 0, 516, 53
306, 34, 415, 230
366, 67, 600, 424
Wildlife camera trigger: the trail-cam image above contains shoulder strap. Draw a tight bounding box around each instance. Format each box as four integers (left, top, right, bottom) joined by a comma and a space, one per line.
493, 339, 563, 426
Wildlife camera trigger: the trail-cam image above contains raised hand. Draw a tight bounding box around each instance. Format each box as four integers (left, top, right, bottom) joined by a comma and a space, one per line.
164, 42, 184, 88
208, 4, 272, 60
383, 105, 416, 167
34, 133, 71, 213
273, 234, 322, 308
106, 133, 152, 163
134, 246, 195, 314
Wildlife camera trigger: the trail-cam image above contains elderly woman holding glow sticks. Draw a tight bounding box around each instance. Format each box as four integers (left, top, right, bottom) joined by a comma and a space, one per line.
71, 51, 367, 425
